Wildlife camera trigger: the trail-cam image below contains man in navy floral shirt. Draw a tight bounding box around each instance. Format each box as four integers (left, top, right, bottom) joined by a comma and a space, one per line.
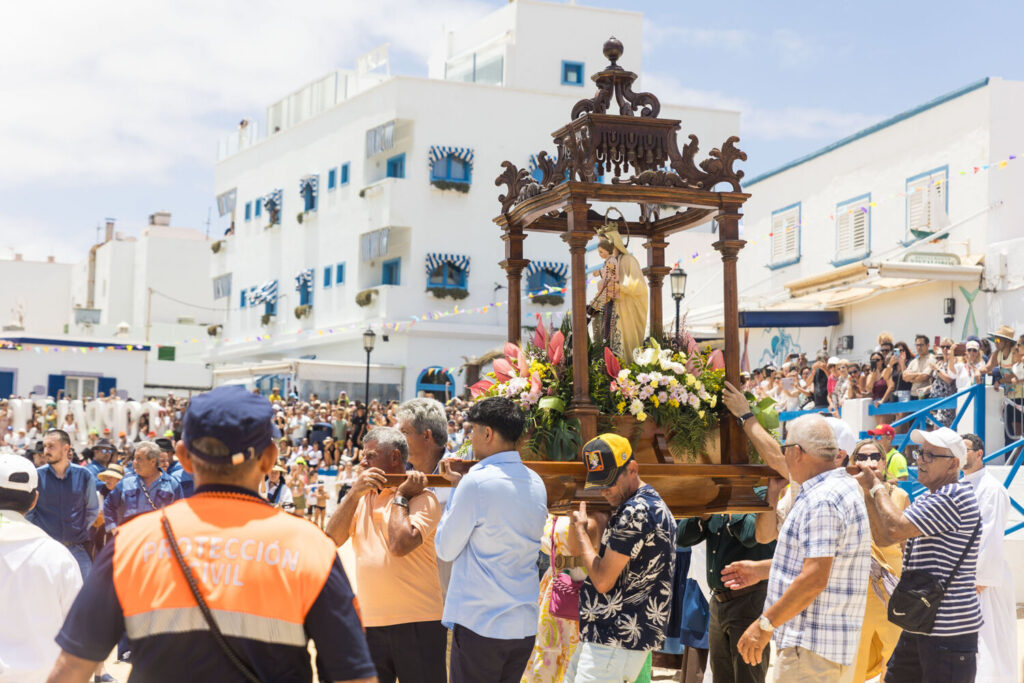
568, 433, 676, 682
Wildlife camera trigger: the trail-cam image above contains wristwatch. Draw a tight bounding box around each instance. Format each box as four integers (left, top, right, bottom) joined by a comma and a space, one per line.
737, 412, 755, 426
392, 495, 410, 509
757, 615, 775, 633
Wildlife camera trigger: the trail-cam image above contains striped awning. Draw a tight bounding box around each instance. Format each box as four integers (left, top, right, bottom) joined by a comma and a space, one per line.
428, 146, 474, 169
299, 175, 318, 195
262, 189, 282, 213
425, 253, 470, 277
526, 261, 568, 279
247, 280, 279, 305
295, 268, 314, 291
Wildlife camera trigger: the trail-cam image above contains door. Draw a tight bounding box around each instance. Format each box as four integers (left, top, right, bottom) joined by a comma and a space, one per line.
0, 371, 13, 398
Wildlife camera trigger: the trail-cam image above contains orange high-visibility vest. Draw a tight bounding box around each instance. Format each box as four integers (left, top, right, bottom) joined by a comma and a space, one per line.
112, 490, 337, 646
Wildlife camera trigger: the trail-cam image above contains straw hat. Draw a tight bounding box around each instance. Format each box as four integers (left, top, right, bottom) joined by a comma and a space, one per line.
99, 463, 124, 483
989, 325, 1015, 343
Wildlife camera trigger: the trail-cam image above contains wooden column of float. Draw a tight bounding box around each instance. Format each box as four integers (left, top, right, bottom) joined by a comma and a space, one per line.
490, 37, 776, 514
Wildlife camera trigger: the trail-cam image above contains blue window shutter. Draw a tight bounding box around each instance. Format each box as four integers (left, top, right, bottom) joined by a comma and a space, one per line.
0, 371, 12, 398
341, 163, 350, 185
327, 168, 337, 190
254, 200, 262, 217
97, 377, 117, 395
47, 374, 64, 398
240, 290, 247, 308
561, 61, 584, 86
244, 202, 252, 221
382, 258, 400, 285
386, 154, 405, 179
323, 266, 332, 288
336, 263, 345, 284
264, 301, 276, 317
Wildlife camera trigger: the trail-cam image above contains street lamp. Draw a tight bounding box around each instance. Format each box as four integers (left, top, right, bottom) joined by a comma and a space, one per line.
362, 327, 376, 406
670, 266, 688, 341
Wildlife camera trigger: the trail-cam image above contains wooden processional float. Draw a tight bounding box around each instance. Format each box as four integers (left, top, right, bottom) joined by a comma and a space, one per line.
393, 38, 776, 516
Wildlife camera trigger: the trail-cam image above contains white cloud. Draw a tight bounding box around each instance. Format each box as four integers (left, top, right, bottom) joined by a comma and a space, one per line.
0, 0, 491, 186
644, 73, 879, 142
643, 21, 751, 52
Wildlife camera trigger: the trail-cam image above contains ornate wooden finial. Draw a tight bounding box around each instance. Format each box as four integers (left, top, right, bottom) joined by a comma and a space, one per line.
571, 37, 659, 119
603, 37, 623, 66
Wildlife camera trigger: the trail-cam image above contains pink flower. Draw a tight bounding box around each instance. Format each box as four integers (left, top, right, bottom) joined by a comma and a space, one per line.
548, 331, 565, 366
469, 379, 493, 398
604, 348, 621, 379
493, 358, 515, 382
533, 314, 548, 350
708, 349, 725, 370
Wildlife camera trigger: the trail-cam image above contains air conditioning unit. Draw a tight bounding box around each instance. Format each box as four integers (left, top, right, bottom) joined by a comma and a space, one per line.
837, 335, 854, 352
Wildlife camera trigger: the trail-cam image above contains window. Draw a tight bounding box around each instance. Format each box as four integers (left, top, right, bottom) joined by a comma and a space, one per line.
157, 346, 176, 361
300, 176, 318, 212
264, 300, 276, 317
444, 48, 504, 86
561, 61, 585, 87
327, 168, 337, 190
340, 163, 350, 186
299, 283, 312, 306
906, 166, 949, 239
428, 263, 467, 289
240, 289, 248, 308
323, 266, 332, 288
386, 154, 405, 179
336, 263, 346, 284
769, 203, 801, 268
430, 155, 471, 184
527, 268, 566, 295
244, 202, 252, 221
834, 194, 871, 265
63, 376, 98, 400
366, 121, 395, 157
382, 258, 401, 285
254, 200, 261, 218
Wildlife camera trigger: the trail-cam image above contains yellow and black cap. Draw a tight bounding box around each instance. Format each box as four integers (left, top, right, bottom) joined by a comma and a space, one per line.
583, 433, 633, 489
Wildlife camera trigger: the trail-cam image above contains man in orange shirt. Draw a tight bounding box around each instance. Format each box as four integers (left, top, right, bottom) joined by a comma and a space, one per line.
327, 426, 446, 683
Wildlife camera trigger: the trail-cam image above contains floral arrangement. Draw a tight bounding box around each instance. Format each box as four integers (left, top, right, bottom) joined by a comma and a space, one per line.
599, 336, 726, 458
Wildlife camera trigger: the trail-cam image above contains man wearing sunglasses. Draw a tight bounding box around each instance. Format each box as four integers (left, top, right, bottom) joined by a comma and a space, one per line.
851, 427, 981, 682
865, 424, 908, 481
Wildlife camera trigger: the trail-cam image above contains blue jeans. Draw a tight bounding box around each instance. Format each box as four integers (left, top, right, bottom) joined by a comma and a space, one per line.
67, 543, 92, 579
885, 631, 977, 683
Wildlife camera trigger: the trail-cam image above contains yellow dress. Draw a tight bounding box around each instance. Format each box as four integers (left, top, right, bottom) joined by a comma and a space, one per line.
522, 516, 581, 683
852, 484, 910, 683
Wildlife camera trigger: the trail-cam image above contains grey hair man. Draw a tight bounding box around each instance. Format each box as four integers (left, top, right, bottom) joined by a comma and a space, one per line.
737, 414, 871, 682
103, 440, 183, 533
326, 425, 446, 683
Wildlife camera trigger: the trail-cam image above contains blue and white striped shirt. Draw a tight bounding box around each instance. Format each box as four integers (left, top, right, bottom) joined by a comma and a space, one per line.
766, 468, 871, 665
902, 481, 982, 636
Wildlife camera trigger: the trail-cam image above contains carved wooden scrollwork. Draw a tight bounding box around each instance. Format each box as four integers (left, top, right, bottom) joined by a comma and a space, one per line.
697, 136, 747, 193
571, 37, 661, 120
495, 161, 536, 213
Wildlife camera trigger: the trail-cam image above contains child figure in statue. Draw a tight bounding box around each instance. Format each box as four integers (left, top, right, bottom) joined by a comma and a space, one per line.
587, 213, 648, 363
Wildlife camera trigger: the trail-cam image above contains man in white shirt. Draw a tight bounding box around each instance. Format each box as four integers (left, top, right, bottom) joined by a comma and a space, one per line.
961, 433, 1017, 682
902, 334, 936, 399
0, 453, 83, 681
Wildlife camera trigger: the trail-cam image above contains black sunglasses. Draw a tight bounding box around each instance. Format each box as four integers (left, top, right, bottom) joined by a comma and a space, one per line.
856, 451, 882, 462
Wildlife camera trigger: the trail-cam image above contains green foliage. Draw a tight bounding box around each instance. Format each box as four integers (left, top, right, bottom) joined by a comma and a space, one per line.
430, 179, 471, 193
426, 286, 469, 300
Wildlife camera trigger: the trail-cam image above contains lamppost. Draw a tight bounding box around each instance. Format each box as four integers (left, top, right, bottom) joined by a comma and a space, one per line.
362, 327, 376, 406
670, 266, 688, 341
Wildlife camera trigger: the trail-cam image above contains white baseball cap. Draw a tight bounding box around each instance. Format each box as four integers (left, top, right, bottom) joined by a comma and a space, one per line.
910, 428, 966, 467
824, 417, 857, 456
0, 453, 38, 493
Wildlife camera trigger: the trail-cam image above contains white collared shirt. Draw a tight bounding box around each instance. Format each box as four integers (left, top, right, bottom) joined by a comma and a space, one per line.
0, 510, 83, 680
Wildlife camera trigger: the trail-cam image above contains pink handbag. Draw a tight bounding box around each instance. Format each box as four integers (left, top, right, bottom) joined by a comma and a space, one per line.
548, 524, 583, 620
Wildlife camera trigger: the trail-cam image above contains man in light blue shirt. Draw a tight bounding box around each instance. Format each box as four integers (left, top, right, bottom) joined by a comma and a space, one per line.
436, 396, 547, 683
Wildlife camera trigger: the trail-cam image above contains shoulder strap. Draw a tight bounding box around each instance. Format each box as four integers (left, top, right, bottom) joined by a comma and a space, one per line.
549, 520, 558, 565
941, 517, 983, 592
160, 511, 262, 682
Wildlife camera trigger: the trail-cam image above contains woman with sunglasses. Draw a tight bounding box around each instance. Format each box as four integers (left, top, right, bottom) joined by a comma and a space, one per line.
928, 337, 957, 427
844, 439, 910, 683
865, 353, 893, 423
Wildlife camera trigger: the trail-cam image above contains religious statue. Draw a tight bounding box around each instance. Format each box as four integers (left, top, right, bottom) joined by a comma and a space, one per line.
587, 208, 648, 362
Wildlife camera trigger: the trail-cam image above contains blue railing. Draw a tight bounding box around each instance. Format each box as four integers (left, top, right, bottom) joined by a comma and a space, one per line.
863, 384, 985, 449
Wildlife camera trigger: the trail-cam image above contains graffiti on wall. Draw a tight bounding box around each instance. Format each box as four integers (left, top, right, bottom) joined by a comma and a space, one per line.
756, 327, 805, 368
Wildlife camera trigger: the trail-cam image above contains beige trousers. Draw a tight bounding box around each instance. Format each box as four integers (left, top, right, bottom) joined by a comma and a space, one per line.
774, 646, 851, 683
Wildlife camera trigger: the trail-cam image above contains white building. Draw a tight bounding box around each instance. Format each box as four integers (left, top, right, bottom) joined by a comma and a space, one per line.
207, 0, 739, 400
670, 77, 1024, 365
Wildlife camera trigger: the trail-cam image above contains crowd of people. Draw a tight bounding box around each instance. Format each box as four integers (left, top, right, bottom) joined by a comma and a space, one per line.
0, 354, 1019, 681
741, 326, 1024, 443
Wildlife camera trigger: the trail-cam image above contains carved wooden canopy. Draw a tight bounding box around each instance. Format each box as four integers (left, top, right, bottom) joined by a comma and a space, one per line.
494, 37, 749, 238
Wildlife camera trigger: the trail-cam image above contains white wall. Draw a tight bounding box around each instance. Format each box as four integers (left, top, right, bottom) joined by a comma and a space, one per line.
2, 346, 145, 399
0, 258, 72, 335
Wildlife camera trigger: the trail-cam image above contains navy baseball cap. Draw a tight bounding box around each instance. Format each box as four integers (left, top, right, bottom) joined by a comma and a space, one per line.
183, 386, 281, 465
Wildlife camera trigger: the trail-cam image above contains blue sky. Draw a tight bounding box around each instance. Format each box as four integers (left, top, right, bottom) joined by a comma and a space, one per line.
1, 0, 1021, 262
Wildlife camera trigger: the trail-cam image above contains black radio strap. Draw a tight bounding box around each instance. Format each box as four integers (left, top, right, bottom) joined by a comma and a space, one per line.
160, 511, 262, 682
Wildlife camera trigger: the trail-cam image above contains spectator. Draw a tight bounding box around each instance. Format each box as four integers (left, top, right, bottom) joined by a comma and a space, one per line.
264, 464, 294, 512
865, 352, 894, 409
103, 441, 183, 534
928, 337, 957, 426
902, 334, 935, 400
844, 439, 910, 683
0, 453, 84, 681
829, 359, 850, 416
327, 426, 446, 683
435, 397, 547, 683
26, 429, 98, 578
811, 352, 829, 409
983, 326, 1023, 444
864, 424, 908, 481
566, 434, 676, 683
852, 427, 982, 681
958, 340, 985, 388
961, 433, 1017, 682
736, 414, 870, 682
677, 485, 777, 683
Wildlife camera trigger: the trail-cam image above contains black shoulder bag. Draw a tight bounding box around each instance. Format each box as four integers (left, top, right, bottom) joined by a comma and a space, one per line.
887, 519, 981, 634
161, 511, 263, 682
